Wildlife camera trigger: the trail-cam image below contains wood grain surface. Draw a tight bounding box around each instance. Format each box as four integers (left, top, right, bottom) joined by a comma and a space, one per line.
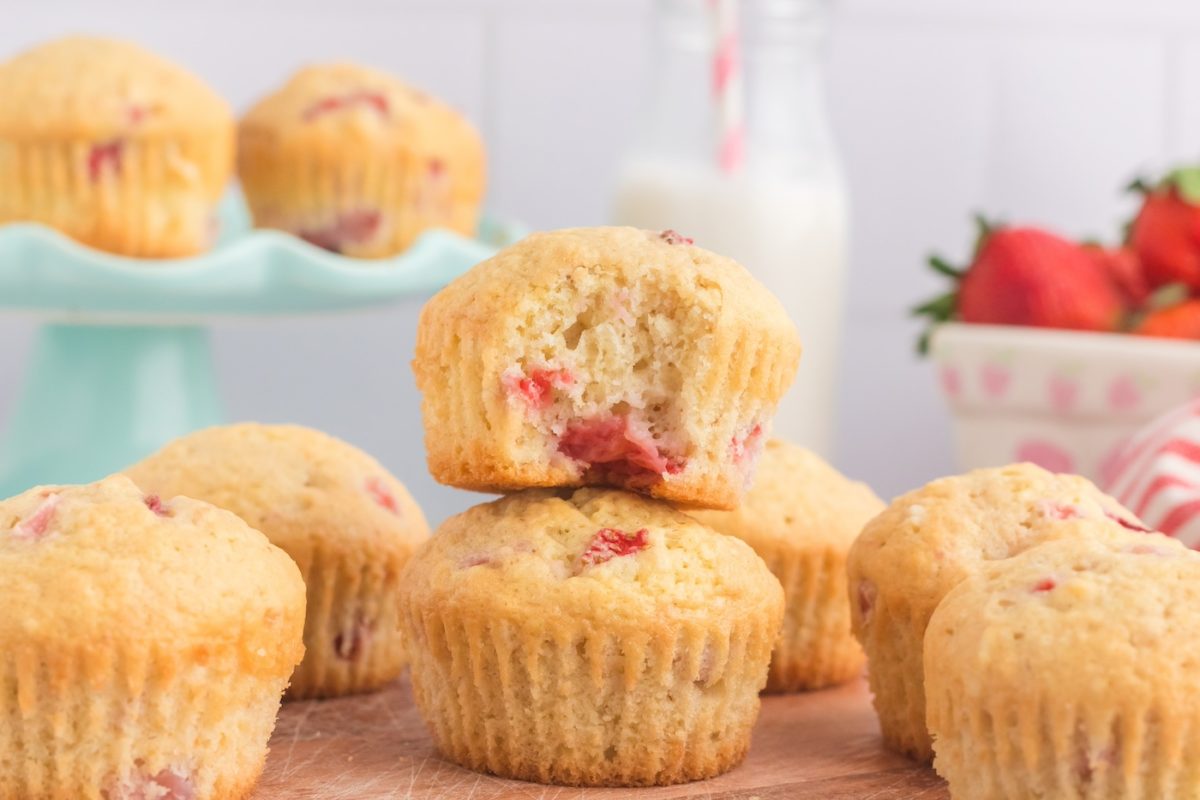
253, 677, 948, 799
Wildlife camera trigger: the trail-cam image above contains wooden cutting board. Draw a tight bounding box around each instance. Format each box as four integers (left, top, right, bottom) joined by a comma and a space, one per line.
253, 677, 948, 799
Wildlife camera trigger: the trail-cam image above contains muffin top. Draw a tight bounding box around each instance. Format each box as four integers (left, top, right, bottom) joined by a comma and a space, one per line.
238, 62, 483, 162
926, 534, 1196, 703
0, 36, 231, 140
848, 463, 1153, 631
416, 226, 799, 363
691, 439, 884, 552
0, 475, 305, 674
401, 488, 783, 626
125, 423, 428, 561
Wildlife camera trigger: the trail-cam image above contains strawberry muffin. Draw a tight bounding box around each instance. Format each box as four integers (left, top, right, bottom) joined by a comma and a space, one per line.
926, 535, 1196, 799
847, 463, 1155, 762
126, 423, 429, 700
692, 439, 883, 692
0, 475, 305, 800
0, 37, 233, 257
398, 488, 784, 786
412, 227, 802, 511
238, 62, 485, 257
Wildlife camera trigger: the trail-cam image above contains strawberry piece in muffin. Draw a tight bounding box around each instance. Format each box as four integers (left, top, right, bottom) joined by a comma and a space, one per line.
577, 526, 649, 571
414, 226, 802, 510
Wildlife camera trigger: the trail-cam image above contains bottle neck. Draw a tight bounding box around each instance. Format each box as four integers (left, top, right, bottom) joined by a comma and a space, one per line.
642, 0, 837, 176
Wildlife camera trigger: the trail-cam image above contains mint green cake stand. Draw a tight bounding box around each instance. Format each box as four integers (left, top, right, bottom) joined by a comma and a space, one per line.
0, 196, 522, 497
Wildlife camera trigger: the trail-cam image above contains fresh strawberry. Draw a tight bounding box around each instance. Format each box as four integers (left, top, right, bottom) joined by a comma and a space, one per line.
914, 218, 1124, 352
1128, 167, 1200, 292
1082, 244, 1150, 308
1133, 297, 1200, 340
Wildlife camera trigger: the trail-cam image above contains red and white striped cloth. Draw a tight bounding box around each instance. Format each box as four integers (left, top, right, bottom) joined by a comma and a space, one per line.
1103, 399, 1200, 548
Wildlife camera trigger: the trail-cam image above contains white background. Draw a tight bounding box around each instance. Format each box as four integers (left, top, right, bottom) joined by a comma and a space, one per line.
2, 0, 1197, 523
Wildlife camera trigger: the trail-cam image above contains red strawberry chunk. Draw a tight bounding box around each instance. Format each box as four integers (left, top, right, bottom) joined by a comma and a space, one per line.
87, 140, 123, 182
302, 91, 390, 122
334, 615, 373, 662
1033, 577, 1057, 593
558, 416, 683, 487
730, 423, 763, 464
13, 494, 59, 540
143, 494, 171, 517
503, 367, 573, 410
126, 104, 152, 125
578, 527, 649, 571
297, 210, 381, 253
659, 229, 694, 245
107, 768, 195, 800
365, 477, 400, 515
1041, 502, 1082, 521
1105, 510, 1152, 533
459, 553, 493, 569
147, 770, 194, 800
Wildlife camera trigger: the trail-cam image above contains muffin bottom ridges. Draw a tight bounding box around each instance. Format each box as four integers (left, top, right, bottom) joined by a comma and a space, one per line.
286, 541, 405, 701
0, 645, 286, 800
860, 598, 933, 762
929, 679, 1200, 800
404, 608, 773, 787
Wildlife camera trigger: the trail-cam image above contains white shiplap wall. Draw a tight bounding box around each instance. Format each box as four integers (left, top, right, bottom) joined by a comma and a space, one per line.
1, 0, 1197, 522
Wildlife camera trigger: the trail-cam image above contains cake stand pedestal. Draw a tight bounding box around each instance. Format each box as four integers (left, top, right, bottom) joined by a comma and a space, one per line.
0, 196, 521, 497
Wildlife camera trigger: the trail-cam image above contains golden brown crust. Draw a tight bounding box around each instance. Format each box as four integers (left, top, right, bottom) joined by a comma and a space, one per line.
0, 475, 304, 668
0, 475, 304, 800
847, 462, 1154, 762
925, 536, 1196, 798
427, 449, 743, 509
126, 423, 429, 699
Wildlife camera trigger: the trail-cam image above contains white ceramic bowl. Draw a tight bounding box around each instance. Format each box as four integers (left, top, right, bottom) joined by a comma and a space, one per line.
929, 323, 1200, 482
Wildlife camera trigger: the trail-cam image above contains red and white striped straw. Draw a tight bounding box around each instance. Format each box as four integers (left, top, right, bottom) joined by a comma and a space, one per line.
710, 0, 745, 174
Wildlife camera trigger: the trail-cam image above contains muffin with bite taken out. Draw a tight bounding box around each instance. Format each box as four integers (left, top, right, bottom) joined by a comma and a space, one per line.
412, 226, 802, 511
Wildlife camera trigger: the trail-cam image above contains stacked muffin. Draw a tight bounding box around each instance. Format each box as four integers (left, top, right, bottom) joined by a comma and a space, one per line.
406, 226, 802, 786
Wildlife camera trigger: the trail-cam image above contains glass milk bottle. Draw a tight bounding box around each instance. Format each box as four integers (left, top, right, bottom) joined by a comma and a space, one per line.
612, 0, 848, 457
